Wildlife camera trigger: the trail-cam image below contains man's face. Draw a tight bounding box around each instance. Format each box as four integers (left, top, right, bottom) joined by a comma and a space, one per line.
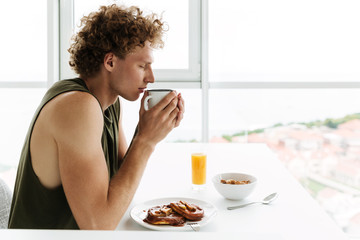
111, 41, 155, 101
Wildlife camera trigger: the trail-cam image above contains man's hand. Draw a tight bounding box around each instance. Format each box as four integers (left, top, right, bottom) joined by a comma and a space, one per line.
175, 92, 185, 128
137, 90, 183, 147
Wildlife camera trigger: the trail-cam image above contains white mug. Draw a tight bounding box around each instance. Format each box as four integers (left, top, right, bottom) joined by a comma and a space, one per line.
144, 89, 173, 111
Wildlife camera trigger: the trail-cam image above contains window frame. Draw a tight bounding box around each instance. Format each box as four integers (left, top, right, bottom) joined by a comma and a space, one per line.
59, 0, 201, 84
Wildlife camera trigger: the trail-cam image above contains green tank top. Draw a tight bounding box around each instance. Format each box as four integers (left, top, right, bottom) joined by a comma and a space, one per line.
8, 78, 121, 229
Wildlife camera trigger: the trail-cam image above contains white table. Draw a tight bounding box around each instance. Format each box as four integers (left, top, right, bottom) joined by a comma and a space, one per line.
117, 143, 348, 240
0, 143, 349, 240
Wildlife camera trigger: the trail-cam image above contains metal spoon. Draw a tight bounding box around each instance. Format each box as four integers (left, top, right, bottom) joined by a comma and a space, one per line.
227, 192, 278, 210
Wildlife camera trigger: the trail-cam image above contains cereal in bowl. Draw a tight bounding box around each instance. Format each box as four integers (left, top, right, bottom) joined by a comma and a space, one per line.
220, 179, 251, 185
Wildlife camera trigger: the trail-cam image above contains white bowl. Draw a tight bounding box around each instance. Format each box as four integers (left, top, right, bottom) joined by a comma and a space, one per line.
212, 172, 257, 200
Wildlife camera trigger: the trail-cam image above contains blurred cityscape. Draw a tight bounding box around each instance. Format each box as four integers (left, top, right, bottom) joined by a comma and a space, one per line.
210, 113, 360, 235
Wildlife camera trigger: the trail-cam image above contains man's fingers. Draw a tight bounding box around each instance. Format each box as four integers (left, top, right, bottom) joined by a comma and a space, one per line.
173, 93, 184, 128
178, 94, 185, 114
174, 110, 183, 128
163, 97, 178, 116
152, 91, 177, 111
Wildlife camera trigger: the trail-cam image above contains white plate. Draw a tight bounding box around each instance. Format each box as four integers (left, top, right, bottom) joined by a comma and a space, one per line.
130, 197, 217, 231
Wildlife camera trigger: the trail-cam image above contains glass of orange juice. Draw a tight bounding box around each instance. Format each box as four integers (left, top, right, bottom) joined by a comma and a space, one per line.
191, 153, 207, 190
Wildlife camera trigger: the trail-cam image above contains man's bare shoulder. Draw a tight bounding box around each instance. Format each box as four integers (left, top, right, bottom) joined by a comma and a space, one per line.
50, 91, 99, 111
44, 91, 104, 135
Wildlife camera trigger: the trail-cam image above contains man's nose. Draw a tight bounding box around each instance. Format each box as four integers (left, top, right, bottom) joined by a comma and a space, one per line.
146, 66, 155, 83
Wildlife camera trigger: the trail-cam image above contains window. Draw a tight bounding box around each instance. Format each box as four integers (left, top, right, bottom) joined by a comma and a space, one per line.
0, 89, 46, 166
209, 89, 360, 140
0, 0, 50, 189
61, 0, 201, 83
0, 0, 49, 86
209, 0, 360, 83
208, 0, 360, 236
208, 88, 360, 235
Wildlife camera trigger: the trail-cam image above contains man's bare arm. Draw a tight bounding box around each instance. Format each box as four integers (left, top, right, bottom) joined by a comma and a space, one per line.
52, 91, 179, 229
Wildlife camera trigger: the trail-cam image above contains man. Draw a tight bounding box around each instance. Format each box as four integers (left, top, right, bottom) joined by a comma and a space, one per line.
8, 4, 184, 229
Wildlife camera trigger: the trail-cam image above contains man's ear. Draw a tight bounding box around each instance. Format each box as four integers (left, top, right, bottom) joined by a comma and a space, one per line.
104, 52, 115, 72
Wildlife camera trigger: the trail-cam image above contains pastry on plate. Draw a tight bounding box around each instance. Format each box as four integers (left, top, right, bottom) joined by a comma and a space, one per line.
143, 205, 185, 226
170, 200, 204, 221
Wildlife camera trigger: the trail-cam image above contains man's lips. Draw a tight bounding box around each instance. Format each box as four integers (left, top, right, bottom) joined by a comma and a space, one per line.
138, 88, 147, 93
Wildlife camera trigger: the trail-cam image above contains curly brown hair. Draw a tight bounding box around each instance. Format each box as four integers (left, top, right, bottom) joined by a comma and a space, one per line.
68, 4, 166, 78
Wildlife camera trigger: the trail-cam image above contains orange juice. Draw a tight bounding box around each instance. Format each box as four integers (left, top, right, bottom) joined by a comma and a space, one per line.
191, 153, 207, 185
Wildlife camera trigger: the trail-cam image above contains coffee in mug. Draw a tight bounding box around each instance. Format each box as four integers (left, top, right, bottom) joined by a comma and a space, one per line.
144, 89, 173, 111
